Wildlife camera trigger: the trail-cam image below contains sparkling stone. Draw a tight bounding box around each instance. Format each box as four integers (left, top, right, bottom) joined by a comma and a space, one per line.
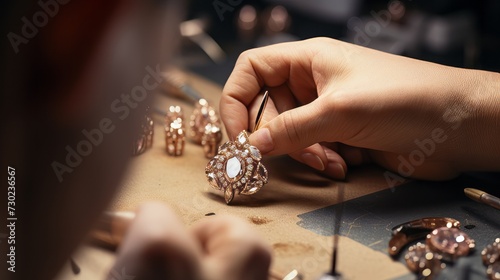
135, 137, 145, 154
405, 243, 442, 273
241, 178, 246, 184
487, 262, 500, 280
206, 172, 220, 190
257, 163, 268, 183
219, 142, 230, 151
237, 132, 247, 145
246, 158, 253, 164
248, 165, 254, 170
224, 187, 234, 204
216, 163, 223, 169
206, 159, 215, 169
249, 146, 261, 160
226, 157, 241, 179
217, 171, 223, 178
427, 227, 475, 261
482, 238, 500, 265
242, 151, 248, 157
244, 181, 263, 195
246, 171, 252, 176
218, 156, 225, 162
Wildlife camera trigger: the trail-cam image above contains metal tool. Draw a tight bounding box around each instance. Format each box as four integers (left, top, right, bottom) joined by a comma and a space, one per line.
253, 90, 269, 132
318, 184, 344, 280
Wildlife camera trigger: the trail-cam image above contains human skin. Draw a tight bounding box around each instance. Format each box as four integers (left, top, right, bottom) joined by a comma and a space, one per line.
220, 37, 500, 180
110, 203, 271, 280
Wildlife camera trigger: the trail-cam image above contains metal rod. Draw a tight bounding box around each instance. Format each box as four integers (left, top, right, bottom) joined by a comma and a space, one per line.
331, 184, 344, 276
254, 90, 269, 132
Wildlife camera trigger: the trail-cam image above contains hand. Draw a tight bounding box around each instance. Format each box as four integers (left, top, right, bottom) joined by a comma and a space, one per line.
220, 37, 500, 180
108, 202, 271, 280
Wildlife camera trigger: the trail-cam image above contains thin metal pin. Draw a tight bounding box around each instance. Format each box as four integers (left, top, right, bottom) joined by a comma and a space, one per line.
253, 90, 269, 132
318, 185, 344, 280
331, 184, 344, 277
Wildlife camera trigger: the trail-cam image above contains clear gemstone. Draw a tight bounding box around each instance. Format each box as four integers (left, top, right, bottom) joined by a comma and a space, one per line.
246, 181, 263, 194
242, 151, 248, 157
224, 187, 234, 204
246, 158, 253, 164
207, 172, 220, 190
249, 146, 261, 160
257, 163, 268, 183
218, 156, 225, 162
216, 163, 223, 169
219, 142, 230, 151
237, 132, 247, 145
241, 178, 246, 184
248, 165, 254, 170
226, 157, 241, 179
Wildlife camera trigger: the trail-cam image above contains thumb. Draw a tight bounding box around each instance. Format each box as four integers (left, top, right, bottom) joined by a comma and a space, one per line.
249, 98, 330, 155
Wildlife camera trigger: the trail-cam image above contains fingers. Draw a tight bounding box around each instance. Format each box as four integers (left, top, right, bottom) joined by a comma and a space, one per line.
288, 143, 347, 180
248, 96, 332, 155
192, 215, 272, 280
109, 202, 202, 280
110, 204, 271, 280
220, 40, 319, 139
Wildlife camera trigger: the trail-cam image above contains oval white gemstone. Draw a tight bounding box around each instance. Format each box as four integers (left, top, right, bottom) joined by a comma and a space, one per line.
226, 157, 241, 179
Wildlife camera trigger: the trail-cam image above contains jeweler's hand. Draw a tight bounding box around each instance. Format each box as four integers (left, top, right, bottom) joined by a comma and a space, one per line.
220, 37, 500, 180
108, 202, 271, 280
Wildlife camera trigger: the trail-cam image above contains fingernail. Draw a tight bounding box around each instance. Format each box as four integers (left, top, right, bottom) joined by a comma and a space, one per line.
249, 128, 274, 154
326, 162, 346, 180
301, 153, 325, 171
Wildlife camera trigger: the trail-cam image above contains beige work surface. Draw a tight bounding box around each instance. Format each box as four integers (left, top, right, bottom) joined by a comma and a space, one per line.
56, 73, 409, 280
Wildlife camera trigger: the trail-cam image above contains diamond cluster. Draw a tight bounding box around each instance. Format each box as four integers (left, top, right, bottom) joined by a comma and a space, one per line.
205, 130, 268, 204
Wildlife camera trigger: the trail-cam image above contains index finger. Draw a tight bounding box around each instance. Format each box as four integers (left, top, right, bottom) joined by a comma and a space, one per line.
220, 40, 318, 139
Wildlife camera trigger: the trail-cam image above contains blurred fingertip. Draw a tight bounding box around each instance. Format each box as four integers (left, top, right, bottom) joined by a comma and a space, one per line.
300, 153, 325, 171
325, 162, 346, 180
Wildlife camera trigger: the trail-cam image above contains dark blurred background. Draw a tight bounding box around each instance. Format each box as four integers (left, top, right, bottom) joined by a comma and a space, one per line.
176, 0, 500, 85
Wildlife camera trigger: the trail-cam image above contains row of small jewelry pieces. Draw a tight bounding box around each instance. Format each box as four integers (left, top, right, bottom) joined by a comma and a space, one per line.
131, 100, 223, 157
